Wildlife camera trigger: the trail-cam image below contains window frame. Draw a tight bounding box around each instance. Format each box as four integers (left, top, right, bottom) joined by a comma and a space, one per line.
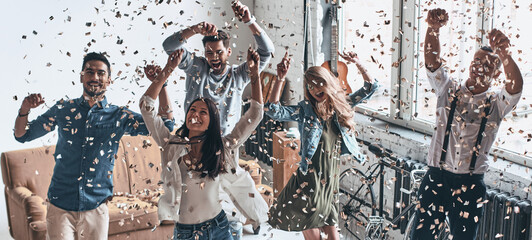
340, 0, 532, 168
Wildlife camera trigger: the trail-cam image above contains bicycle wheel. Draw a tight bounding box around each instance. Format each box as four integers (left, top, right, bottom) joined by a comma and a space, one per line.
338, 167, 376, 240
403, 212, 451, 240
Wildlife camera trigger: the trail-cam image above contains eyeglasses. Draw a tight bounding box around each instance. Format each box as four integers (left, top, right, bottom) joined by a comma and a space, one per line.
81, 69, 108, 78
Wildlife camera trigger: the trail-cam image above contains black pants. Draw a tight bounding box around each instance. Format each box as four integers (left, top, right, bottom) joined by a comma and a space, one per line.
410, 167, 487, 240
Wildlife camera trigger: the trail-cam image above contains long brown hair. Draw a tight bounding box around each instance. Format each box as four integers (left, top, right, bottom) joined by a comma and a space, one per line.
174, 98, 226, 179
304, 66, 356, 131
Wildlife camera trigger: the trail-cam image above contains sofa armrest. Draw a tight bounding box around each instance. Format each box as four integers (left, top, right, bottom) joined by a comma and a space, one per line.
10, 187, 47, 224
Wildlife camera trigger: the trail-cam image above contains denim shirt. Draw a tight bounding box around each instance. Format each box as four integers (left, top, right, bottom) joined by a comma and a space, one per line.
265, 81, 378, 174
15, 96, 174, 212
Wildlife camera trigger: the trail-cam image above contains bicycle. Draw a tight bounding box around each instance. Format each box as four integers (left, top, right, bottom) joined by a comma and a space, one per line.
338, 142, 450, 240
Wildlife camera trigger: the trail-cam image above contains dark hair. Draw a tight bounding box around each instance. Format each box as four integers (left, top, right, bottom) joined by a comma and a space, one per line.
82, 52, 111, 76
202, 30, 230, 48
480, 46, 494, 53
479, 46, 502, 69
176, 98, 226, 179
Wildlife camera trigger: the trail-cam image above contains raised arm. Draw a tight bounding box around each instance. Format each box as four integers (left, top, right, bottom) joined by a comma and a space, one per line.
223, 48, 264, 149
139, 50, 182, 145
489, 29, 523, 95
232, 1, 264, 37
248, 48, 263, 104
144, 64, 175, 131
232, 1, 275, 74
14, 93, 45, 138
425, 8, 449, 72
143, 50, 183, 100
340, 51, 379, 105
162, 22, 217, 55
340, 51, 373, 84
269, 52, 291, 104
264, 52, 301, 122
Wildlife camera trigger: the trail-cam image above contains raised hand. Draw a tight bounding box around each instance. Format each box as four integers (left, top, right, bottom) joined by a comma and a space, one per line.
21, 93, 45, 112
166, 49, 184, 72
232, 0, 252, 23
339, 51, 361, 65
488, 29, 511, 58
247, 47, 260, 75
193, 22, 218, 36
276, 52, 291, 80
144, 64, 162, 82
426, 8, 448, 29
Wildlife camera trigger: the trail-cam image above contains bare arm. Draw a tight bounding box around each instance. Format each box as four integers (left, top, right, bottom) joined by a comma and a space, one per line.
157, 87, 173, 120
489, 29, 523, 95
424, 8, 449, 72
232, 1, 264, 36
144, 64, 174, 120
248, 48, 263, 104
268, 52, 291, 104
340, 51, 373, 84
14, 93, 45, 138
142, 50, 183, 101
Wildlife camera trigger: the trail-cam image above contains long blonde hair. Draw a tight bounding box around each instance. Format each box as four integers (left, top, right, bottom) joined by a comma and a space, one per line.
304, 66, 356, 131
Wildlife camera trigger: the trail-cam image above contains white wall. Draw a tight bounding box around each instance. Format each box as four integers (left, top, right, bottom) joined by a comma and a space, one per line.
0, 0, 256, 237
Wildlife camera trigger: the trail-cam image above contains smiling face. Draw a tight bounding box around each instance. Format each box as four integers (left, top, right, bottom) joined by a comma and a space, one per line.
306, 80, 329, 103
80, 60, 111, 98
468, 49, 501, 88
204, 40, 231, 75
186, 100, 211, 136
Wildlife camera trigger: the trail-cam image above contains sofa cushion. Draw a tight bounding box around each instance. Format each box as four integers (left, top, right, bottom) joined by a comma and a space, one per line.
120, 135, 163, 195
1, 146, 56, 199
107, 196, 160, 235
112, 141, 131, 195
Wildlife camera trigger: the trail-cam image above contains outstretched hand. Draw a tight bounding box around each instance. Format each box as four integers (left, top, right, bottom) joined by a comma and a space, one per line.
144, 65, 162, 82
488, 29, 510, 58
232, 0, 252, 23
276, 52, 291, 80
426, 8, 448, 29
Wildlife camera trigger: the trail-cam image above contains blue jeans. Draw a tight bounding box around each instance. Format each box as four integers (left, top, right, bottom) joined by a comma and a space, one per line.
174, 211, 232, 240
228, 221, 242, 240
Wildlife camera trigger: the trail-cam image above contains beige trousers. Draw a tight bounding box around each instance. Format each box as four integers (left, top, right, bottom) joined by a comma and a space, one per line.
46, 203, 109, 240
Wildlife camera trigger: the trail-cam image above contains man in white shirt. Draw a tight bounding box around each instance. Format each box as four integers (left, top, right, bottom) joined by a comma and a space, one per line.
410, 8, 523, 240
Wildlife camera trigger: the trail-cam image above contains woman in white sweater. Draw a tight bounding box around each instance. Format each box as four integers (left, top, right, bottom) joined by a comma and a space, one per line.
139, 48, 267, 240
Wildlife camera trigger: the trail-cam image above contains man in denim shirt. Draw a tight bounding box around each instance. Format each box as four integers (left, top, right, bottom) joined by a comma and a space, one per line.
14, 52, 174, 239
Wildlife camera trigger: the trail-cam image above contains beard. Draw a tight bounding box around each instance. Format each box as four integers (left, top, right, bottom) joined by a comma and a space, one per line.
83, 84, 106, 98
210, 62, 227, 75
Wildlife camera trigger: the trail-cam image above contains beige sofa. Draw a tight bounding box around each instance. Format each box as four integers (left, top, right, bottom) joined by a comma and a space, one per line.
1, 135, 174, 240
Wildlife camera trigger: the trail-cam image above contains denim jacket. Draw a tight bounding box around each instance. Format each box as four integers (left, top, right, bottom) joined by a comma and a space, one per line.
265, 81, 378, 174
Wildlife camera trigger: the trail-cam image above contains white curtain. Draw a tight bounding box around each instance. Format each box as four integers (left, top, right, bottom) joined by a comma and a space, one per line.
306, 0, 326, 67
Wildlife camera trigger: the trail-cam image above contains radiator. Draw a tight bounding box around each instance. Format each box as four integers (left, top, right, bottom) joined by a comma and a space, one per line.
478, 189, 531, 240
243, 104, 281, 165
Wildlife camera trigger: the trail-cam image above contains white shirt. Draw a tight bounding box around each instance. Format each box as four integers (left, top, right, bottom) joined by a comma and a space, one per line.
426, 66, 521, 174
140, 95, 268, 224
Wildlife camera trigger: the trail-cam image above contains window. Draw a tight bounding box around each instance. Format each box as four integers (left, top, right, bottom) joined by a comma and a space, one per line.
341, 0, 393, 115
491, 0, 532, 158
414, 0, 480, 123
341, 0, 532, 166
